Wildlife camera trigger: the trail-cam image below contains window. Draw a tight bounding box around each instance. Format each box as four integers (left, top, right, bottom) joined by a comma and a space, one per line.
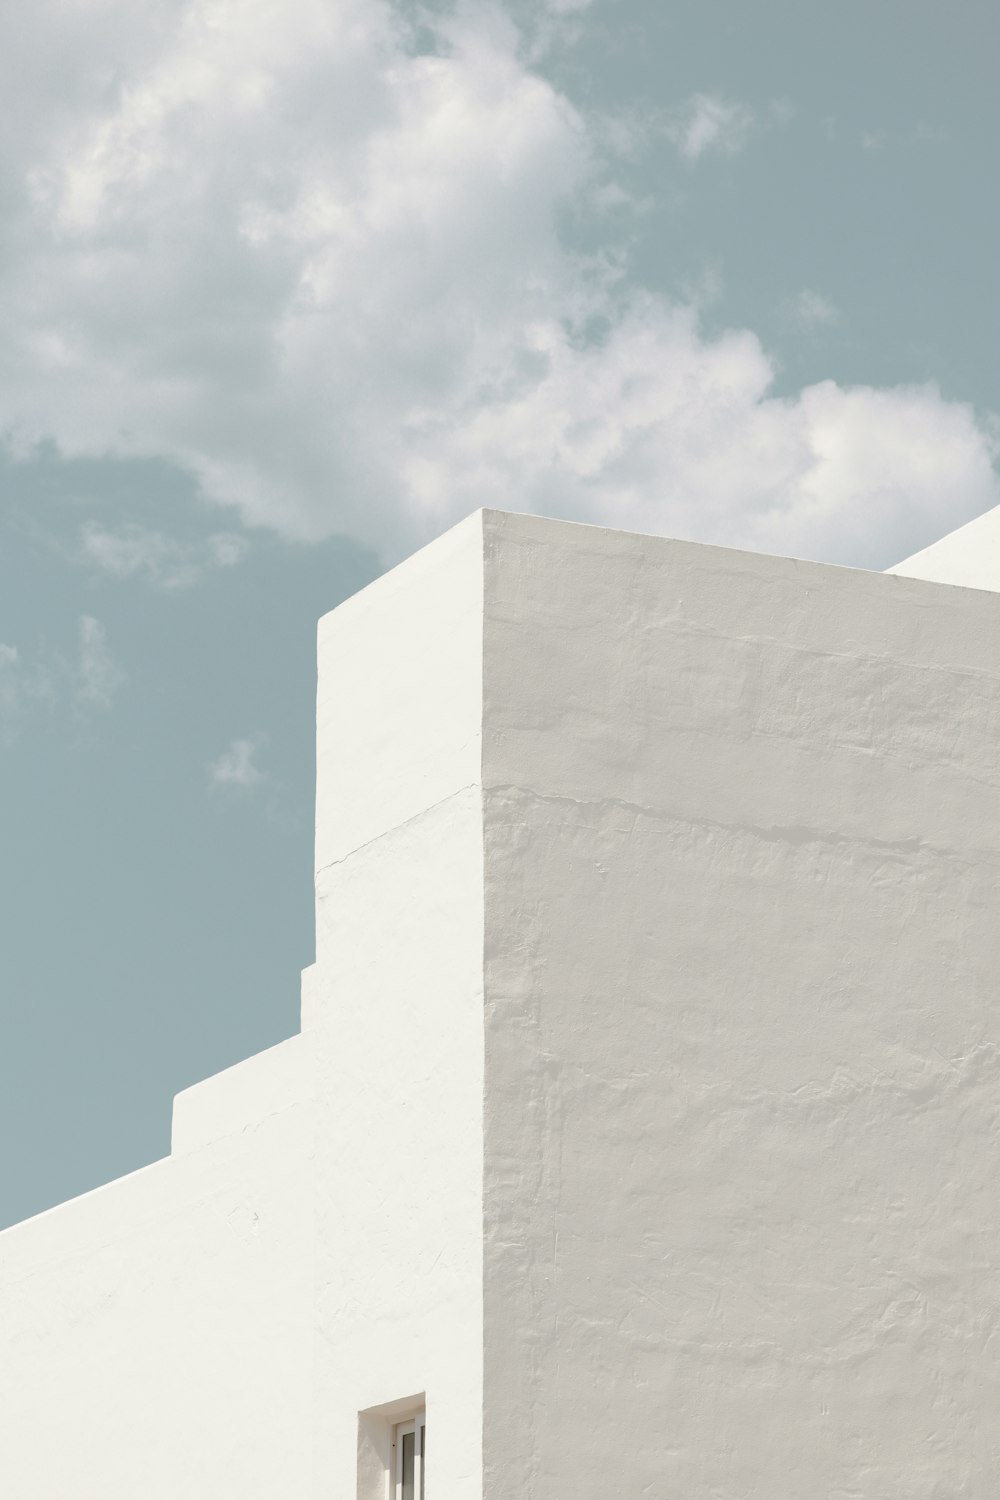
393, 1413, 425, 1500
356, 1393, 424, 1500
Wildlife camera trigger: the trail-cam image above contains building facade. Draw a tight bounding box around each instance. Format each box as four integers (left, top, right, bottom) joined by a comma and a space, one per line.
2, 509, 999, 1495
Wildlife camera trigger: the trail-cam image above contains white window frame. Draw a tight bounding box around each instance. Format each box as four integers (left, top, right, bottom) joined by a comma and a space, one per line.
392, 1412, 425, 1500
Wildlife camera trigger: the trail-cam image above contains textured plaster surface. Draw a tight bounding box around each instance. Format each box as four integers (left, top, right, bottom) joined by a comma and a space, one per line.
170, 1033, 313, 1153
2, 507, 999, 1497
315, 509, 483, 872
309, 506, 485, 1495
0, 1104, 316, 1496
890, 502, 1000, 590
480, 511, 1000, 1497
311, 788, 484, 1495
0, 514, 485, 1499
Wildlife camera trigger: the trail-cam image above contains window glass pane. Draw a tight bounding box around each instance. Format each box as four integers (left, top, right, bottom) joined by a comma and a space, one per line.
420, 1422, 425, 1500
401, 1431, 415, 1500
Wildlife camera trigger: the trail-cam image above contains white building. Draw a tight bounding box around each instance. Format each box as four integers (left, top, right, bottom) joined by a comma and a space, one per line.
2, 507, 1000, 1496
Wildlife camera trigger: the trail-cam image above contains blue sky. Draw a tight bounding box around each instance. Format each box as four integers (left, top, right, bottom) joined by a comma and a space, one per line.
1, 0, 998, 1228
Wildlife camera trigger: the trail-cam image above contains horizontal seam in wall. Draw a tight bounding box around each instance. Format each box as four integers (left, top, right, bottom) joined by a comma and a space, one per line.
482, 784, 1000, 868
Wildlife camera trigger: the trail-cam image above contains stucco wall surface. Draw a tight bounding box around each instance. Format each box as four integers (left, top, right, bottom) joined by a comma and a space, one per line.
310, 507, 485, 1497
0, 1096, 317, 1497
170, 1032, 314, 1153
315, 510, 484, 873
480, 511, 1000, 1497
4, 506, 1000, 1499
0, 514, 487, 1499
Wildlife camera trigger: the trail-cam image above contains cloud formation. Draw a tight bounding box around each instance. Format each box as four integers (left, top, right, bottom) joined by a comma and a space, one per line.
80, 523, 248, 588
666, 93, 756, 161
0, 644, 24, 739
77, 616, 123, 706
785, 289, 840, 331
209, 737, 265, 789
0, 617, 120, 742
0, 0, 996, 567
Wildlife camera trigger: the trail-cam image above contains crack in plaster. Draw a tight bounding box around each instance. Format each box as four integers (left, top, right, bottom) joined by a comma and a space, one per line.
655, 617, 1000, 688
483, 784, 1000, 869
314, 780, 481, 879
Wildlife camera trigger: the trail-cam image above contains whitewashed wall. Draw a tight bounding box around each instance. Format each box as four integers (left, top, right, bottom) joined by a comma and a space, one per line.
0, 1045, 317, 1497
0, 514, 486, 1500
310, 512, 485, 1498
481, 512, 1000, 1497
3, 507, 999, 1498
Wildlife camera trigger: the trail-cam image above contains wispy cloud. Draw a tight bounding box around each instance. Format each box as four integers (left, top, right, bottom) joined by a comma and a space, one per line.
0, 643, 23, 738
80, 523, 249, 588
858, 123, 945, 153
0, 0, 993, 570
209, 736, 265, 790
0, 616, 119, 743
77, 615, 123, 706
784, 289, 840, 331
666, 92, 755, 161
515, 0, 596, 60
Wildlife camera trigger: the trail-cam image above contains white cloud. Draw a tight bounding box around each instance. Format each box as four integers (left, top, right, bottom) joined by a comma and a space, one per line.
506, 0, 595, 60
0, 640, 63, 738
397, 302, 999, 567
0, 0, 996, 570
208, 533, 248, 568
77, 616, 123, 706
80, 522, 249, 587
0, 644, 21, 733
666, 92, 755, 162
785, 289, 840, 331
0, 619, 118, 743
210, 736, 265, 789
